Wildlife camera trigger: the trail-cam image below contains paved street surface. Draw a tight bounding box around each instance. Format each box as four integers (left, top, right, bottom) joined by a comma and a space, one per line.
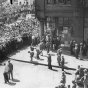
0, 46, 88, 88
9, 46, 88, 69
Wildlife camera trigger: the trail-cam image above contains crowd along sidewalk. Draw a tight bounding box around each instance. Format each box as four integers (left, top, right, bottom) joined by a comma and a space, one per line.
8, 46, 88, 71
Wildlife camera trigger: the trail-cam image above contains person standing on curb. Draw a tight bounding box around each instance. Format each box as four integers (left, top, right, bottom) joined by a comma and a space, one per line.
57, 54, 61, 66
47, 53, 52, 70
57, 48, 62, 57
28, 46, 34, 61
3, 63, 9, 83
61, 56, 65, 71
46, 41, 50, 54
36, 48, 40, 59
8, 60, 13, 80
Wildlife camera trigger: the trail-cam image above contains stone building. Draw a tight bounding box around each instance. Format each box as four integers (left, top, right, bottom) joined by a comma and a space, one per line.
35, 0, 88, 44
6, 0, 34, 5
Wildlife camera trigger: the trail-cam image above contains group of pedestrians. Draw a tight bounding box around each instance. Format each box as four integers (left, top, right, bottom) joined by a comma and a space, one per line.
57, 48, 65, 71
3, 60, 13, 84
56, 65, 88, 88
74, 65, 88, 88
70, 40, 88, 59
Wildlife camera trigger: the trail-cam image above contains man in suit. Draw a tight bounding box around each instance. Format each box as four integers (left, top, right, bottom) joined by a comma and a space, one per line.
61, 56, 65, 71
74, 44, 79, 59
47, 53, 52, 70
8, 60, 13, 80
46, 41, 50, 54
3, 63, 9, 83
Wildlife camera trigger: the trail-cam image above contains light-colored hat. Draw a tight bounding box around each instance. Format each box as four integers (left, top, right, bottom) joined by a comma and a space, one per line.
75, 43, 78, 46
80, 43, 83, 45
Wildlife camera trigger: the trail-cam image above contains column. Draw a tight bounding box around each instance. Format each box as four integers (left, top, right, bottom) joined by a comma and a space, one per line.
40, 20, 44, 40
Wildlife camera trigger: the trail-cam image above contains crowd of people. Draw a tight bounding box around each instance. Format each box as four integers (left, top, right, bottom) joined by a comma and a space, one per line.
0, 18, 40, 63
70, 40, 88, 59
28, 39, 88, 88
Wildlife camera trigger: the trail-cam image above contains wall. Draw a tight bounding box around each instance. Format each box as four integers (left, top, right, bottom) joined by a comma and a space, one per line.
18, 0, 33, 5
35, 0, 45, 19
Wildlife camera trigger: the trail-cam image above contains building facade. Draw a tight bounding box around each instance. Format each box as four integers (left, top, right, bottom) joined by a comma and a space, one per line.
6, 0, 34, 5
35, 0, 88, 44
18, 0, 34, 5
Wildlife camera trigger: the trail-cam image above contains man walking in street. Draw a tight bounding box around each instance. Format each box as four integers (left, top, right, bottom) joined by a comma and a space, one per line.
8, 60, 13, 80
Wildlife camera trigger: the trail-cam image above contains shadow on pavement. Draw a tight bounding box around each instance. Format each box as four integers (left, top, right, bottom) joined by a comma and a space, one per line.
8, 46, 29, 57
8, 82, 16, 86
40, 55, 47, 57
64, 71, 72, 75
12, 78, 20, 82
11, 58, 39, 65
32, 61, 39, 65
51, 68, 58, 72
64, 66, 76, 71
65, 62, 68, 64
37, 58, 44, 61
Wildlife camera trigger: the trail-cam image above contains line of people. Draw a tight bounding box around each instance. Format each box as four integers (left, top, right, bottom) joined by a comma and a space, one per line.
70, 40, 88, 59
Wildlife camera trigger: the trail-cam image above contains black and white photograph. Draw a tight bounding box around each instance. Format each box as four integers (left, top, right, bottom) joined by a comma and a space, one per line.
0, 0, 88, 88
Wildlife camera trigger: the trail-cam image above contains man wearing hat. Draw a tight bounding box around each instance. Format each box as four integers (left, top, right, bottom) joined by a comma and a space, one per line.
57, 48, 62, 57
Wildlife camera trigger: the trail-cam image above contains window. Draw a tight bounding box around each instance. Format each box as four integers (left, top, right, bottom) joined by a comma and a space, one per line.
58, 17, 63, 26
85, 18, 88, 27
68, 18, 73, 26
55, 0, 71, 5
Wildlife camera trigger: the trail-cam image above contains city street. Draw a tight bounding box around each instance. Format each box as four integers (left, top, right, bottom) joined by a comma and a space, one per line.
0, 46, 88, 88
0, 0, 88, 88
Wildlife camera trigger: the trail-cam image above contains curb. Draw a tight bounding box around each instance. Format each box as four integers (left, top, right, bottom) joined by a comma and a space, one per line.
10, 58, 76, 71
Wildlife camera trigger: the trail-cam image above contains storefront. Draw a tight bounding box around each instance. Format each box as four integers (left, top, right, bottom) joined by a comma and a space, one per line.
46, 17, 73, 44
35, 0, 88, 43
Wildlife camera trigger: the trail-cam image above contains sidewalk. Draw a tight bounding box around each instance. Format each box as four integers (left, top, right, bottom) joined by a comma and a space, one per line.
9, 46, 88, 70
